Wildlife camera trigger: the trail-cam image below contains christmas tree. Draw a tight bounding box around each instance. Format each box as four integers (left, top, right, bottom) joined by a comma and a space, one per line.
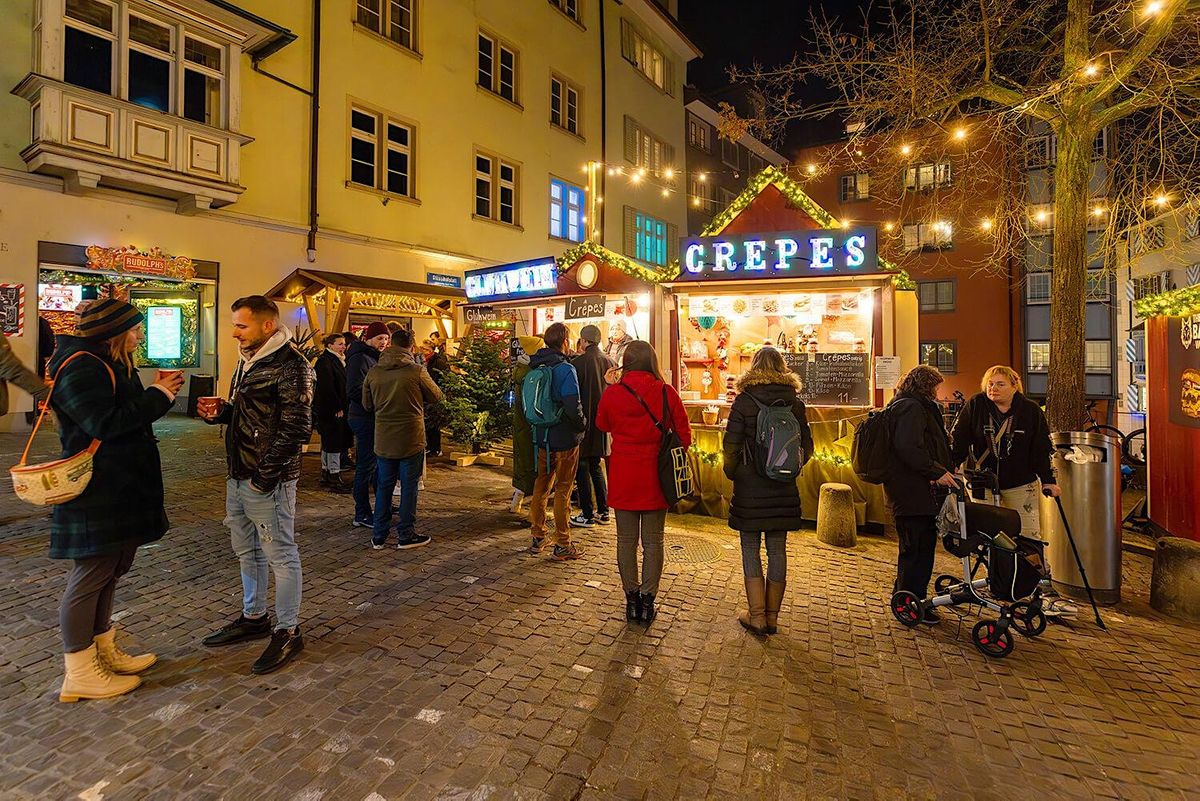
441, 333, 513, 454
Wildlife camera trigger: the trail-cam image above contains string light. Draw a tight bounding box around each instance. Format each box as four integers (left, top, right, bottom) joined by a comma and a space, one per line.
1154, 194, 1169, 206
692, 196, 701, 207
1035, 210, 1049, 222
980, 218, 994, 231
698, 173, 707, 182
953, 127, 967, 140
805, 164, 817, 175
1092, 206, 1106, 216
664, 167, 675, 180
1083, 63, 1099, 77
607, 168, 616, 176
1145, 0, 1164, 15
637, 168, 648, 179
841, 219, 852, 229
900, 144, 912, 156
661, 188, 669, 198
883, 222, 895, 232
631, 173, 642, 184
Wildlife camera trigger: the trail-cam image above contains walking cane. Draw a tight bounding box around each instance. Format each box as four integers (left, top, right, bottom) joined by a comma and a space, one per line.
1043, 488, 1107, 631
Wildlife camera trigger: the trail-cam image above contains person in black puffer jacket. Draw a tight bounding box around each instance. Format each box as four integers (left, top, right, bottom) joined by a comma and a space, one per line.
722, 347, 813, 636
884, 365, 957, 624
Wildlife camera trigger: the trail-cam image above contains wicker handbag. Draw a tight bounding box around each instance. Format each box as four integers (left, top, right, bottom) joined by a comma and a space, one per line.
9, 352, 115, 506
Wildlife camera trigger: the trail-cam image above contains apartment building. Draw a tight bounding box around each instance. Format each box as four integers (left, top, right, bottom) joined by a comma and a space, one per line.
682, 91, 786, 235
0, 0, 698, 430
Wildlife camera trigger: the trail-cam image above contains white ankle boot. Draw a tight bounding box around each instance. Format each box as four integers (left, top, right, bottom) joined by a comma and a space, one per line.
60, 644, 141, 703
94, 628, 157, 674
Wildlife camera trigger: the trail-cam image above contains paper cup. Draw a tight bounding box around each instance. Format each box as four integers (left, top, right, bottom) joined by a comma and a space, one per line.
197, 396, 223, 416
157, 369, 184, 383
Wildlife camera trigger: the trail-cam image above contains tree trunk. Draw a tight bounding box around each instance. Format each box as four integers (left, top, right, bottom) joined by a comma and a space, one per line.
1046, 126, 1091, 432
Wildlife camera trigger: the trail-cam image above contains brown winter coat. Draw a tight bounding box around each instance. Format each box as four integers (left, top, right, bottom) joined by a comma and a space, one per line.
0, 334, 47, 415
363, 347, 443, 459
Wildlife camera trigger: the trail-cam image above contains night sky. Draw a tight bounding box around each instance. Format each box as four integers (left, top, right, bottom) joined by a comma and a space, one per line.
678, 0, 860, 154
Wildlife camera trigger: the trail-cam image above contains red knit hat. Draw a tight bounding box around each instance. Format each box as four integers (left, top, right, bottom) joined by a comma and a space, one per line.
363, 322, 389, 340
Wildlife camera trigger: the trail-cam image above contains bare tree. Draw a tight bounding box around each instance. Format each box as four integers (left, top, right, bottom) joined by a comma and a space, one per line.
729, 0, 1200, 430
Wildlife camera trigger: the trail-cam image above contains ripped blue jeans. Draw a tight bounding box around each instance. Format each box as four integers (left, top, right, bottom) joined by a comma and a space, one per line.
224, 478, 302, 631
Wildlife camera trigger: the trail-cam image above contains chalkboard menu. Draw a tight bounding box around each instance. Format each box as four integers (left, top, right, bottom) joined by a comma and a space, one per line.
783, 352, 871, 406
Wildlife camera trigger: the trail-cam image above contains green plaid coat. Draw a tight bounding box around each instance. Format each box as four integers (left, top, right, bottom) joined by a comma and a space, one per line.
46, 336, 173, 559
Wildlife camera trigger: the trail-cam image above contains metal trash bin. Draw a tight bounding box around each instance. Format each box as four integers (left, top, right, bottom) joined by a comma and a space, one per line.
1039, 430, 1122, 605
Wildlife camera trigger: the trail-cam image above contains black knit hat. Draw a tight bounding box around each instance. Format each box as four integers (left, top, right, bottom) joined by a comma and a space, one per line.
76, 298, 144, 341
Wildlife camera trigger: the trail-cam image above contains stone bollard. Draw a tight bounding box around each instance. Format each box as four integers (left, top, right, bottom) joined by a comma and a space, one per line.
817, 483, 857, 547
1150, 536, 1200, 622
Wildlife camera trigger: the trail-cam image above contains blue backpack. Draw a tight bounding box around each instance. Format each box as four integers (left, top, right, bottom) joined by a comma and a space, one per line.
522, 365, 562, 471
748, 396, 806, 482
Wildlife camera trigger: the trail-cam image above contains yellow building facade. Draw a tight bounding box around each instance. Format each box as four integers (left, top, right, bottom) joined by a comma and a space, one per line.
0, 0, 698, 430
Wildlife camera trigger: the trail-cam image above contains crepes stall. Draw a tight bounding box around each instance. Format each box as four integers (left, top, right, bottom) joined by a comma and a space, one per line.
460, 243, 668, 361
663, 167, 918, 530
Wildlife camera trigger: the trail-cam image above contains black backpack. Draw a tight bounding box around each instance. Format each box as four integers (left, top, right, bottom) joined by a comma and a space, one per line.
852, 399, 908, 485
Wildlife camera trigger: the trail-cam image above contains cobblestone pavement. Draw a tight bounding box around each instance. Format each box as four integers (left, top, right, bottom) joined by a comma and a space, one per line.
1, 418, 1198, 801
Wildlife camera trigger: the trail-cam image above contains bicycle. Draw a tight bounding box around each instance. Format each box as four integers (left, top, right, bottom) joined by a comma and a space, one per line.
1080, 400, 1125, 442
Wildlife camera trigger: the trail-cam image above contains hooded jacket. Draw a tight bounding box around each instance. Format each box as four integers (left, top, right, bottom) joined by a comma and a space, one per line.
522, 347, 586, 453
950, 391, 1054, 490
883, 391, 953, 517
46, 335, 174, 559
722, 367, 814, 533
572, 342, 616, 459
345, 338, 381, 419
214, 328, 314, 492
362, 347, 443, 459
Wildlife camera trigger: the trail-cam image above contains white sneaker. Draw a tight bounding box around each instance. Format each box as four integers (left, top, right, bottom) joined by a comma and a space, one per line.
418, 479, 425, 491
1044, 598, 1079, 617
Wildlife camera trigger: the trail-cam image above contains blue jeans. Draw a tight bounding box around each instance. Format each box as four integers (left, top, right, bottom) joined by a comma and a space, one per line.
348, 416, 376, 522
224, 478, 302, 631
575, 457, 608, 519
373, 452, 424, 544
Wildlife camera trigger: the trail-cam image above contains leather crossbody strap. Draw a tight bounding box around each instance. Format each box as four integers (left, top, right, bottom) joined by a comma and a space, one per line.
18, 351, 116, 467
618, 382, 676, 437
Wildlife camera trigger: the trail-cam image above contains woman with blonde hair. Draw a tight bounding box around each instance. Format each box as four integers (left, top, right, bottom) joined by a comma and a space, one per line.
950, 365, 1059, 533
721, 346, 813, 635
47, 298, 183, 701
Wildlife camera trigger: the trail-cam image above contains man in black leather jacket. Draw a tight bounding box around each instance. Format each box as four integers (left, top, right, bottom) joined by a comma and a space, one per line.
199, 296, 313, 675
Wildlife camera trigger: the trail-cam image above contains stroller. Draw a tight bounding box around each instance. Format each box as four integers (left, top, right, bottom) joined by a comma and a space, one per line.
889, 471, 1050, 658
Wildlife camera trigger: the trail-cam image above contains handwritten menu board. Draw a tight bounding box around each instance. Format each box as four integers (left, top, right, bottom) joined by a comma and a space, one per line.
783, 352, 871, 406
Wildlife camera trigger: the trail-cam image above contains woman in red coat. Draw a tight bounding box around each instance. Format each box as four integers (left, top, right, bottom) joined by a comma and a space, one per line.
595, 341, 691, 625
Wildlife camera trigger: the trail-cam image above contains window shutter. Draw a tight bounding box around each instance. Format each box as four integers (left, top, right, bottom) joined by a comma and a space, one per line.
624, 116, 636, 163
664, 57, 675, 97
623, 206, 637, 257
667, 223, 679, 263
620, 18, 634, 62
663, 142, 675, 173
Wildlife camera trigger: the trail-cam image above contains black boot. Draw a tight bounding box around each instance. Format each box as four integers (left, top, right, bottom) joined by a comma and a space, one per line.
639, 593, 656, 624
625, 591, 641, 622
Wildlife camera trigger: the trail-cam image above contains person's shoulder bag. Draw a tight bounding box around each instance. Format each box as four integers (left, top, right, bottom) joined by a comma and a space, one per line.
618, 382, 693, 506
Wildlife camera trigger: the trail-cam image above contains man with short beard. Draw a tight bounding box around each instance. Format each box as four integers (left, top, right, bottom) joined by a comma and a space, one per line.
200, 296, 313, 674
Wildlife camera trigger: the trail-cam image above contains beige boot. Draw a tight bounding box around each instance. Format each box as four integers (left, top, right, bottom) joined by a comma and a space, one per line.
738, 577, 768, 635
60, 644, 141, 703
94, 628, 157, 674
764, 580, 786, 635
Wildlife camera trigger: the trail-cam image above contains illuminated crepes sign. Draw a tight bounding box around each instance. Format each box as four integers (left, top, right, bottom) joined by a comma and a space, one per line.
678, 228, 881, 282
464, 257, 558, 303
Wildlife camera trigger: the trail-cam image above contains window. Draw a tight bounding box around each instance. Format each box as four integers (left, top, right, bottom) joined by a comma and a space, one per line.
1028, 342, 1050, 372
1026, 273, 1051, 304
356, 0, 417, 52
1131, 330, 1147, 381
901, 222, 953, 252
349, 106, 414, 198
478, 32, 518, 104
63, 0, 228, 127
550, 76, 580, 136
719, 187, 736, 207
623, 117, 674, 177
720, 138, 739, 168
1026, 135, 1055, 169
1133, 224, 1166, 255
549, 0, 580, 23
1085, 270, 1110, 302
623, 207, 676, 267
475, 152, 519, 225
748, 153, 765, 174
1093, 128, 1107, 160
904, 162, 952, 191
839, 172, 870, 202
687, 113, 710, 151
920, 341, 957, 374
1131, 272, 1170, 301
1086, 341, 1111, 372
620, 19, 672, 94
550, 178, 585, 242
690, 178, 712, 211
917, 280, 955, 312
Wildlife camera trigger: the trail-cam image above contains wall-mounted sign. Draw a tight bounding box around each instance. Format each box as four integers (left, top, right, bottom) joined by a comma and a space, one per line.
146, 305, 183, 360
426, 272, 462, 289
783, 351, 871, 406
678, 227, 881, 282
565, 294, 607, 320
465, 306, 498, 323
465, 257, 558, 303
0, 284, 24, 336
85, 245, 196, 280
1170, 314, 1200, 427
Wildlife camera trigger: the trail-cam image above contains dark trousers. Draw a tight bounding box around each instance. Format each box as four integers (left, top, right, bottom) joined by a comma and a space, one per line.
427, 423, 442, 456
894, 515, 938, 599
373, 452, 424, 544
349, 416, 376, 523
60, 546, 138, 652
575, 457, 608, 519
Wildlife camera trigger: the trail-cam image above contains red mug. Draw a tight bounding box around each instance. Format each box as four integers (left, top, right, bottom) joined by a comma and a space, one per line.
197, 396, 224, 417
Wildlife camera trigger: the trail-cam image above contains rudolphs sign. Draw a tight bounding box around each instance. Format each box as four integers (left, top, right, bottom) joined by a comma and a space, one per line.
85, 245, 196, 281
678, 227, 881, 282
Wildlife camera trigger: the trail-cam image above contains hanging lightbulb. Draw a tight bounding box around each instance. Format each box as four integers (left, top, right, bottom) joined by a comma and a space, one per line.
1145, 0, 1164, 15
692, 196, 701, 207
637, 167, 648, 178
1154, 193, 1169, 206
883, 222, 895, 232
664, 167, 675, 179
1035, 209, 1048, 222
953, 127, 967, 140
805, 164, 817, 175
630, 173, 642, 184
661, 188, 669, 198
900, 144, 912, 156
1083, 63, 1099, 77
980, 218, 994, 231
1092, 206, 1106, 216
607, 167, 616, 176
698, 173, 707, 182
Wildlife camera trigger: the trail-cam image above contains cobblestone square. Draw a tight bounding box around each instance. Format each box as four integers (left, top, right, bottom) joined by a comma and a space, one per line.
1, 418, 1198, 800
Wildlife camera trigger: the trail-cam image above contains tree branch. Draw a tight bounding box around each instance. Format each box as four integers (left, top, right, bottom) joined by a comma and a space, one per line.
1085, 0, 1190, 105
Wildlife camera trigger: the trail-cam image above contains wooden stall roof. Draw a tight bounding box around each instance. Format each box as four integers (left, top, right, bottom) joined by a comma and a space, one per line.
264, 269, 466, 303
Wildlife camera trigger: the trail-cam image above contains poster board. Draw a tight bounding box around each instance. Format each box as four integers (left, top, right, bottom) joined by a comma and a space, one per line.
784, 352, 871, 406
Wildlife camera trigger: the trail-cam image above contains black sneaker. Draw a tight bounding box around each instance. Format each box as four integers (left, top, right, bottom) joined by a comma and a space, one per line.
529, 536, 546, 554
921, 609, 943, 625
569, 514, 596, 528
396, 533, 431, 550
250, 627, 304, 675
597, 513, 611, 525
202, 614, 272, 647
